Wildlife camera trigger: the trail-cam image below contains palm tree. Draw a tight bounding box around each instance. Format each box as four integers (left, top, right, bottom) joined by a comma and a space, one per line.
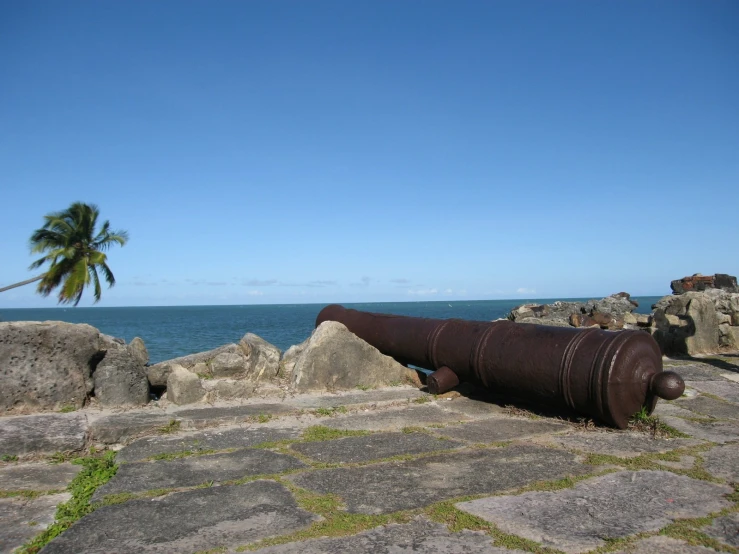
0, 202, 128, 306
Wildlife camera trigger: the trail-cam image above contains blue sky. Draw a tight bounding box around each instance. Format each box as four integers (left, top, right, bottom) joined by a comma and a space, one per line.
1, 0, 737, 308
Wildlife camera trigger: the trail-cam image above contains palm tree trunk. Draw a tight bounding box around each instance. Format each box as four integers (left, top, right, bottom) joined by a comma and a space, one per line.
0, 275, 44, 293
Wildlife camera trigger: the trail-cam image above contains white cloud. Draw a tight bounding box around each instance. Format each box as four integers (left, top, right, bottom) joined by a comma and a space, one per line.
408, 288, 438, 296
516, 287, 536, 294
246, 290, 264, 296
444, 288, 453, 294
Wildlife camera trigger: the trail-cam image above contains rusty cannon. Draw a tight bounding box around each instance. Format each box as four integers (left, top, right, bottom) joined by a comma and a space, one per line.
316, 304, 685, 429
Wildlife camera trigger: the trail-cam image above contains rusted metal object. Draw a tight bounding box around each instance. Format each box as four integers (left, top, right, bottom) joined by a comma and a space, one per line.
316, 304, 685, 429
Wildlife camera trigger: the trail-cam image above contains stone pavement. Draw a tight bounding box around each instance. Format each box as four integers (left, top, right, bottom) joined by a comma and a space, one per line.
0, 357, 737, 553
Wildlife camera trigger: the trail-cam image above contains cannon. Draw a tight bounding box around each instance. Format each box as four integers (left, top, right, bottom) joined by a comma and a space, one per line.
316, 304, 685, 429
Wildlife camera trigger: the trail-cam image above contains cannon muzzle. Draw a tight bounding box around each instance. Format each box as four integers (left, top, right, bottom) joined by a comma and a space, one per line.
316, 304, 684, 429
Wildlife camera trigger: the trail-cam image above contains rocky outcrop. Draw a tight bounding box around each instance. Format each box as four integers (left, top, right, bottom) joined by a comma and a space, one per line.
148, 334, 282, 386
148, 333, 283, 404
290, 321, 421, 392
671, 273, 739, 294
0, 321, 151, 413
651, 287, 739, 355
0, 321, 100, 414
508, 293, 638, 331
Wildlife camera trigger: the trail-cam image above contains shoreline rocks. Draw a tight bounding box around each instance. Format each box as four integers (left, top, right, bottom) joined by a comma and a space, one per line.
0, 321, 150, 414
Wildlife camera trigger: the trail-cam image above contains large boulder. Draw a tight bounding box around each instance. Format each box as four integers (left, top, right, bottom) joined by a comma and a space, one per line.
291, 321, 420, 392
650, 287, 739, 355
239, 333, 281, 381
0, 321, 101, 414
93, 345, 150, 407
128, 337, 149, 366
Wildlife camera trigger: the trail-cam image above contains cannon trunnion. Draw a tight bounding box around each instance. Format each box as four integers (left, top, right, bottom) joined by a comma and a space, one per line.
316, 304, 684, 429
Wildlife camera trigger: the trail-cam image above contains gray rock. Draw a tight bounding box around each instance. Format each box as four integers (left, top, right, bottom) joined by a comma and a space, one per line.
42, 481, 318, 554
127, 337, 149, 366
456, 471, 732, 554
702, 443, 739, 481
685, 294, 720, 354
291, 432, 462, 464
676, 395, 739, 419
240, 333, 281, 381
279, 341, 307, 377
251, 515, 522, 554
89, 413, 179, 444
116, 426, 303, 463
92, 448, 307, 501
592, 294, 637, 319
610, 536, 718, 554
431, 418, 568, 443
291, 321, 419, 392
702, 513, 739, 548
684, 379, 739, 403
208, 344, 249, 378
166, 365, 205, 405
0, 414, 87, 456
0, 462, 81, 491
550, 432, 700, 457
324, 404, 469, 432
660, 416, 739, 443
289, 444, 593, 514
93, 347, 150, 407
145, 363, 172, 387
0, 321, 102, 413
0, 493, 70, 553
651, 402, 698, 419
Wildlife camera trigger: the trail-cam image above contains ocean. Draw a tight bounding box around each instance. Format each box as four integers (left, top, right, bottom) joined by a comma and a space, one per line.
0, 298, 662, 364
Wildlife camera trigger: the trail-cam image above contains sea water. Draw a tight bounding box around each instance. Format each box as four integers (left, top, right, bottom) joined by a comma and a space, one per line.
0, 298, 662, 364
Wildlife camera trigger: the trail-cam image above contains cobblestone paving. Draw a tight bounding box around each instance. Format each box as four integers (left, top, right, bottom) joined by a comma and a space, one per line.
0, 357, 737, 554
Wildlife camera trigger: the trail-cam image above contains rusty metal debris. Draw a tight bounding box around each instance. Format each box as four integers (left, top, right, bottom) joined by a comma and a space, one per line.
316, 304, 685, 429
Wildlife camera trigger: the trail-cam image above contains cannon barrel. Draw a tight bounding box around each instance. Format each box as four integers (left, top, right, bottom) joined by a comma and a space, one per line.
316, 304, 685, 429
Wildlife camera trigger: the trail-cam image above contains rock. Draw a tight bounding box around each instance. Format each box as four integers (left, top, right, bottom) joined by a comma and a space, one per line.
290, 321, 419, 392
93, 348, 149, 407
166, 365, 205, 405
592, 293, 638, 319
703, 513, 739, 548
147, 335, 282, 384
685, 294, 720, 354
635, 314, 651, 327
719, 324, 737, 348
569, 313, 598, 328
279, 341, 307, 376
623, 312, 637, 325
717, 312, 732, 325
146, 363, 172, 387
127, 337, 149, 365
239, 333, 281, 380
0, 321, 102, 413
671, 273, 738, 294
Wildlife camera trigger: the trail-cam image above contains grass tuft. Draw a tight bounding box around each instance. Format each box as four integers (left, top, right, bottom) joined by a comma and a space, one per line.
301, 426, 369, 442
18, 451, 118, 553
158, 419, 181, 434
